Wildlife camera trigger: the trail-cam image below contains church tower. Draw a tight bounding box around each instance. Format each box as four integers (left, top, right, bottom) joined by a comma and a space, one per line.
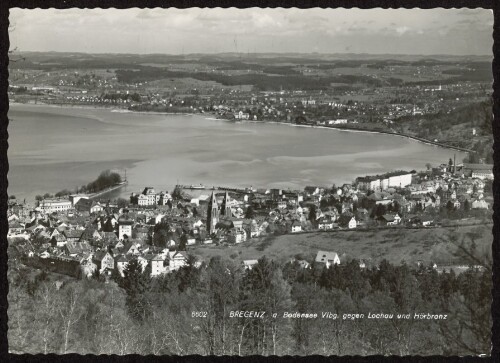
207, 191, 219, 234
221, 191, 232, 218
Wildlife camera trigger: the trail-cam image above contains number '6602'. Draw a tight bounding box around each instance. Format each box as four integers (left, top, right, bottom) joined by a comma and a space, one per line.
192, 311, 207, 318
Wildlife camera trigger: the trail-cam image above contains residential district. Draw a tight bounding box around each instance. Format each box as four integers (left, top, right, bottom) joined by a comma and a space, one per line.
8, 161, 492, 280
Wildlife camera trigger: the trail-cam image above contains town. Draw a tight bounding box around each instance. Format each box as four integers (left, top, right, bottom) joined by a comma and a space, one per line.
8, 52, 493, 163
6, 7, 494, 357
8, 159, 492, 280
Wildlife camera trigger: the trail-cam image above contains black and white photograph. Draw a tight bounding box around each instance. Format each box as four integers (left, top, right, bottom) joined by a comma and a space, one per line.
5, 6, 494, 356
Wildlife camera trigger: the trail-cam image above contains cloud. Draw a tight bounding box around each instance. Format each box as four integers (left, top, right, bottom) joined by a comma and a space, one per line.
8, 7, 493, 55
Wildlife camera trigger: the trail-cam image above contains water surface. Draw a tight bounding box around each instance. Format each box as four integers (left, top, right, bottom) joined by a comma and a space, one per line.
8, 104, 465, 202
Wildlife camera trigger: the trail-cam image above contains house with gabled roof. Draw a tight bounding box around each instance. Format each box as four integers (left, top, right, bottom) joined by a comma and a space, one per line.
92, 250, 114, 273
150, 254, 167, 276
64, 241, 92, 257
121, 240, 140, 255
378, 214, 401, 226
242, 259, 259, 270
63, 229, 84, 243
315, 250, 340, 268
167, 250, 188, 271
8, 221, 24, 235
289, 220, 302, 233
318, 216, 334, 230
338, 215, 357, 229
472, 199, 489, 209
100, 231, 119, 244
51, 234, 67, 248
115, 254, 130, 276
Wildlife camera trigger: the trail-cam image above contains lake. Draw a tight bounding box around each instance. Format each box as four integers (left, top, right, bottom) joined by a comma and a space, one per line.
7, 103, 466, 202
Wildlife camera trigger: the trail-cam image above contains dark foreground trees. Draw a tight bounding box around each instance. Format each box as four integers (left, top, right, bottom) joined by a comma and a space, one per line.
8, 254, 491, 356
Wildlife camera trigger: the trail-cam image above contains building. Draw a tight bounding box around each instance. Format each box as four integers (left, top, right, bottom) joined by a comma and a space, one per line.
142, 187, 159, 205
63, 229, 84, 243
315, 251, 340, 268
304, 186, 321, 196
39, 198, 72, 213
472, 199, 489, 209
158, 192, 172, 205
118, 214, 134, 240
221, 192, 232, 218
167, 250, 188, 271
318, 216, 334, 230
290, 220, 302, 233
130, 187, 160, 206
115, 254, 130, 277
64, 241, 92, 257
243, 259, 259, 270
69, 194, 89, 206
338, 215, 357, 229
356, 171, 413, 191
379, 214, 401, 226
92, 251, 114, 273
150, 254, 167, 276
75, 199, 104, 214
207, 192, 219, 235
462, 163, 493, 180
51, 234, 67, 247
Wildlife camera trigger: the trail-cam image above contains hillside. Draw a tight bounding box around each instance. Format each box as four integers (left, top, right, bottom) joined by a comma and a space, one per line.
395, 99, 493, 163
190, 223, 492, 267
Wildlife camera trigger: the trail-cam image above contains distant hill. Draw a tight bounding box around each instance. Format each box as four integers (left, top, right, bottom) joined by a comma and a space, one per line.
396, 99, 493, 163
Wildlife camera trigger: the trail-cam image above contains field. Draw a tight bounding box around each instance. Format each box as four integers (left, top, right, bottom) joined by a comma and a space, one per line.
190, 223, 493, 267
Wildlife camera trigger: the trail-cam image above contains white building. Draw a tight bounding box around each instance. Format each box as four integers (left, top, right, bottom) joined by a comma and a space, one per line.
118, 216, 134, 240
39, 198, 72, 213
150, 255, 168, 276
356, 171, 412, 191
69, 194, 89, 206
243, 259, 259, 270
315, 251, 340, 268
472, 199, 489, 209
290, 221, 302, 233
168, 251, 188, 271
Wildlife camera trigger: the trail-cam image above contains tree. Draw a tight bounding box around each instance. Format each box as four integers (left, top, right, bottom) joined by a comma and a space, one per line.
117, 198, 128, 208
464, 199, 470, 212
446, 200, 455, 212
178, 234, 188, 251
245, 206, 255, 219
55, 189, 71, 197
240, 257, 292, 355
375, 204, 387, 217
57, 284, 84, 353
195, 257, 240, 355
121, 258, 152, 320
425, 163, 432, 171
308, 205, 317, 226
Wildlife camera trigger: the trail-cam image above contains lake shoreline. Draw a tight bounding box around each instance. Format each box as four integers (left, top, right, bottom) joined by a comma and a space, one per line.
223, 118, 473, 154
9, 102, 466, 204
9, 101, 472, 154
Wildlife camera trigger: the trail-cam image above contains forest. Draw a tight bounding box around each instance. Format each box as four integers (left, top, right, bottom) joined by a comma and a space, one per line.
8, 244, 491, 356
114, 67, 384, 91
79, 170, 122, 194
395, 99, 493, 163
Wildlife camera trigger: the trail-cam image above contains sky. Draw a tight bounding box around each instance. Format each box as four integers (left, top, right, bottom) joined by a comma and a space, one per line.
9, 7, 494, 56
